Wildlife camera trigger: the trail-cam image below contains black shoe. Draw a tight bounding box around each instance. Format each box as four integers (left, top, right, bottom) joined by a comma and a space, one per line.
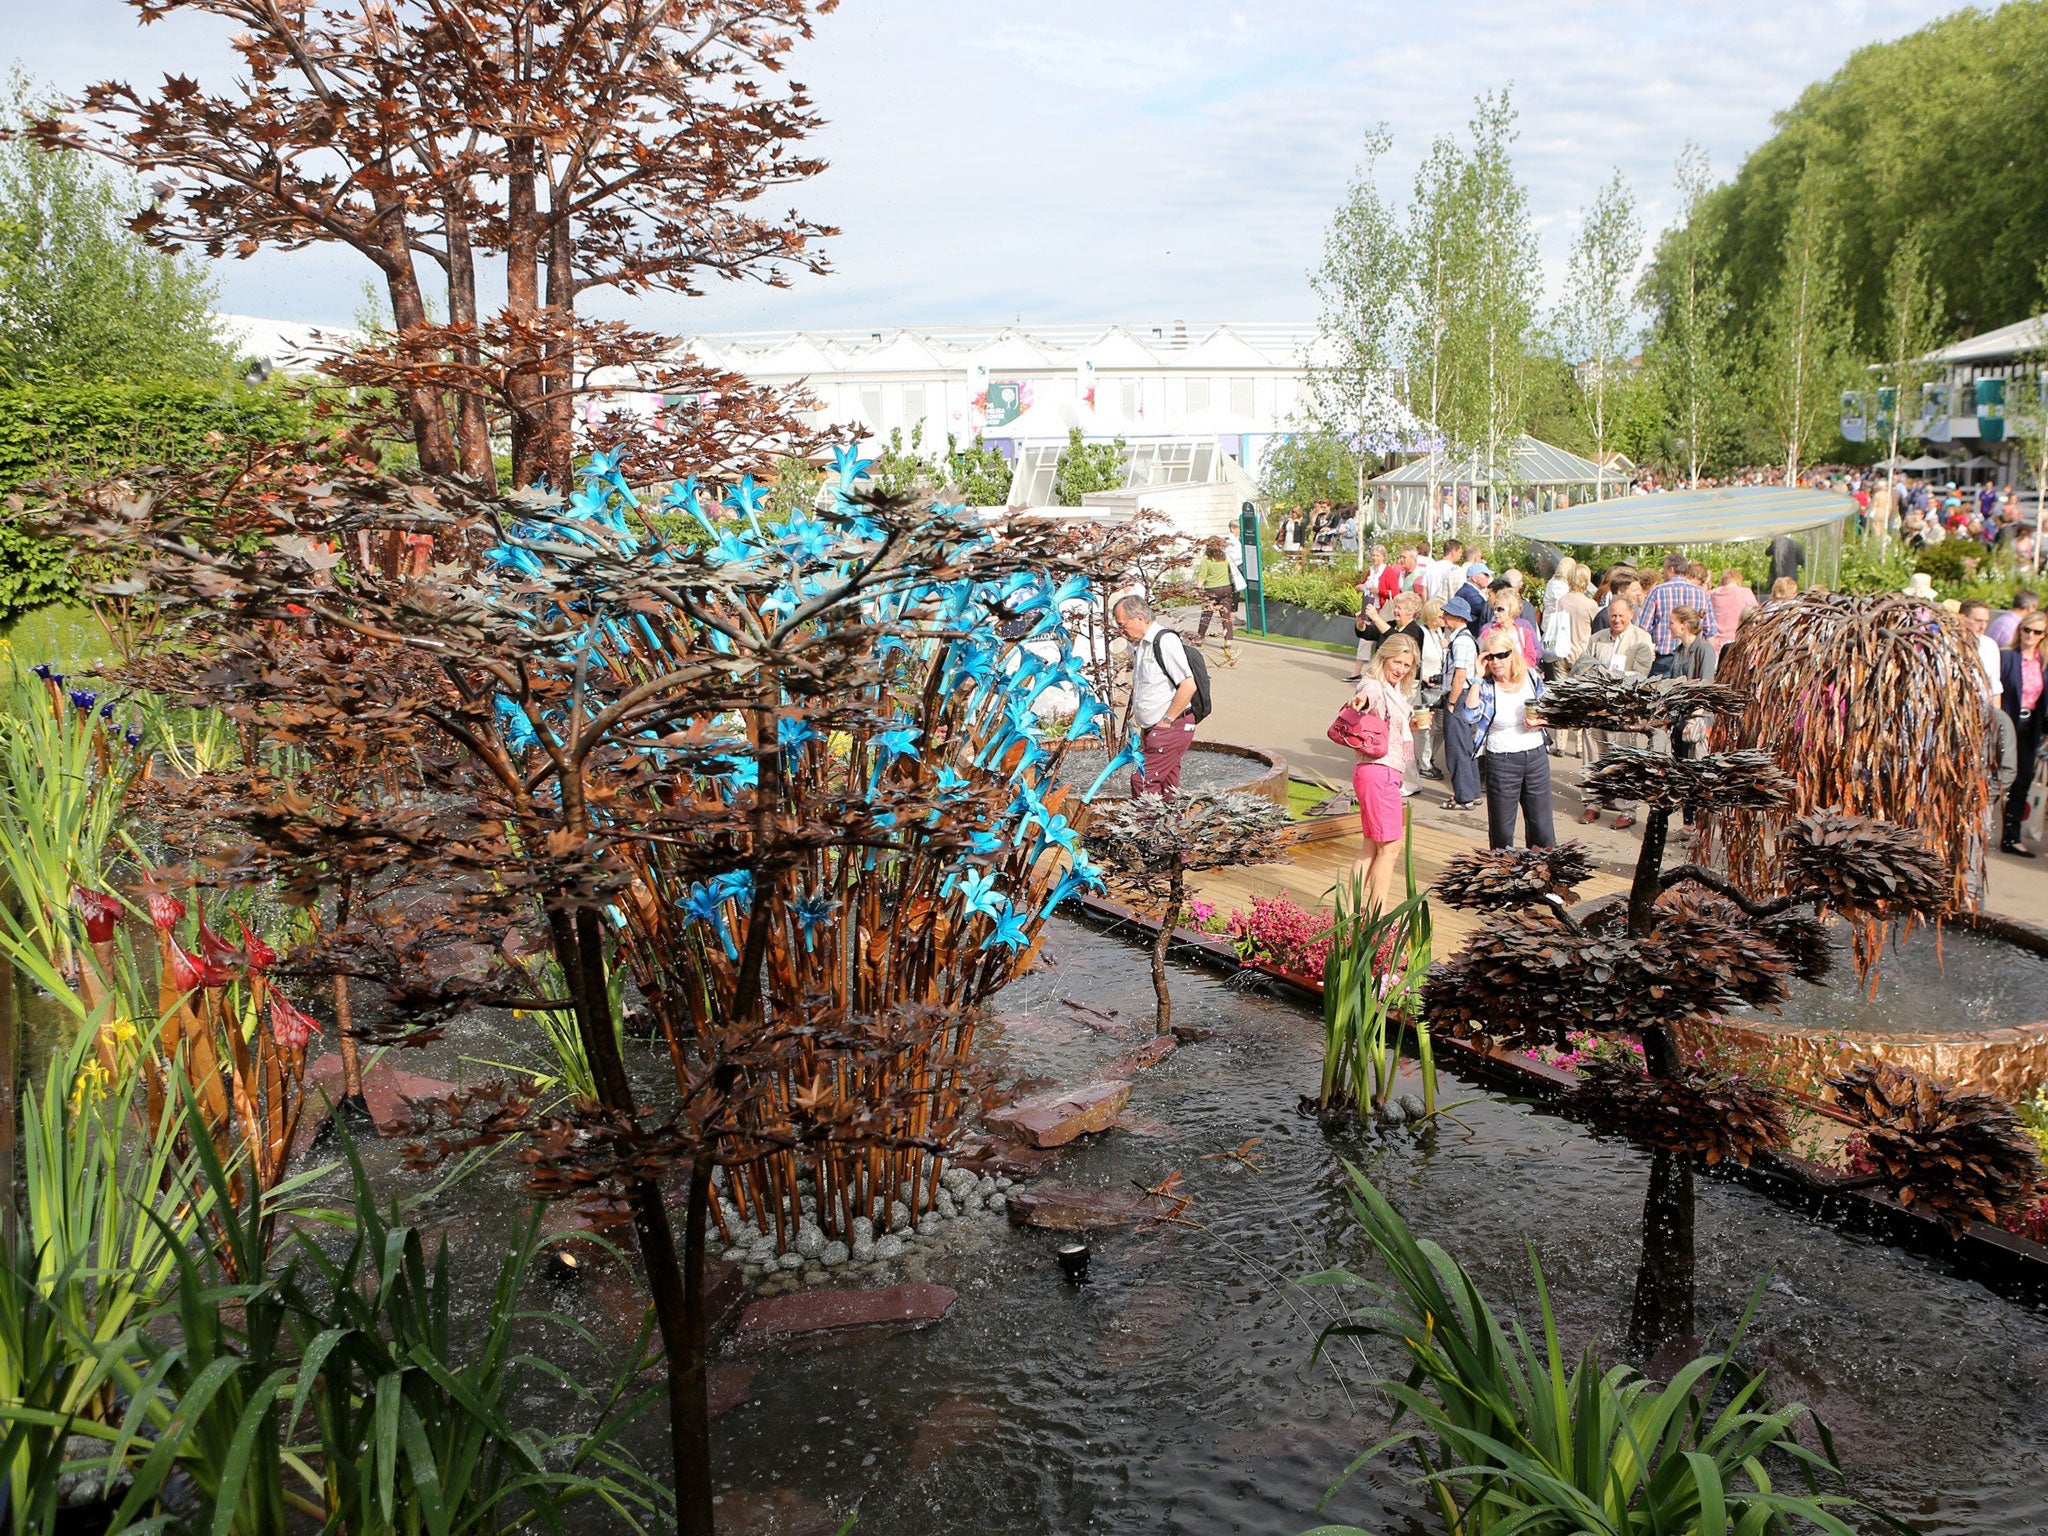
2002, 840, 2038, 859
1418, 767, 1444, 781
1445, 798, 1481, 812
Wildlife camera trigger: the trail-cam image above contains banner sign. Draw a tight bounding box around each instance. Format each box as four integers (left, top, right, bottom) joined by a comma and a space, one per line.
1976, 376, 2006, 442
1839, 391, 1867, 443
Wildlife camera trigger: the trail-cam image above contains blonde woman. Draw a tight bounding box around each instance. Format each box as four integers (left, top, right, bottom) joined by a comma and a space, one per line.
1458, 636, 1557, 849
1769, 575, 1800, 604
1484, 587, 1540, 665
1346, 633, 1421, 912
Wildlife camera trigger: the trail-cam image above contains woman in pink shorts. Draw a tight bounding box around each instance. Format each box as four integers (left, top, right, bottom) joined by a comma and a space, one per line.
1347, 633, 1420, 914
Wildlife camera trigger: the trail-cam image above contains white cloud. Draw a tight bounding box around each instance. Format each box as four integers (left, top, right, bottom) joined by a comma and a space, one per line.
3, 0, 1957, 330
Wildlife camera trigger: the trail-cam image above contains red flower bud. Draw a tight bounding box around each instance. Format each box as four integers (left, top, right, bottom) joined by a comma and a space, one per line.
198, 915, 241, 966
268, 995, 318, 1051
72, 889, 122, 945
238, 918, 277, 972
147, 890, 186, 933
166, 939, 207, 992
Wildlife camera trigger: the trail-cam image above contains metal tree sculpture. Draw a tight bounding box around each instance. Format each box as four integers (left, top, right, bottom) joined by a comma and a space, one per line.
46, 441, 1164, 1536
1425, 670, 1951, 1357
1085, 790, 1292, 1034
1698, 592, 1993, 972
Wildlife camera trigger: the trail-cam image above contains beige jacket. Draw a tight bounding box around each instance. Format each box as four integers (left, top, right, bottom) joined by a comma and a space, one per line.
1575, 624, 1654, 680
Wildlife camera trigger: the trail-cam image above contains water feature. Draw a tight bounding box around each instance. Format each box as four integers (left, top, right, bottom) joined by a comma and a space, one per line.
341, 918, 2048, 1535
1731, 919, 2048, 1035
1059, 743, 1276, 802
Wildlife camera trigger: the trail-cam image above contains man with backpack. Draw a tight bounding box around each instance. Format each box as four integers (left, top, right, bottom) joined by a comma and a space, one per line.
1113, 595, 1209, 795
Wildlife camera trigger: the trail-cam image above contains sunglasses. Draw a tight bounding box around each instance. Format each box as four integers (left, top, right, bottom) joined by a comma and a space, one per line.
1481, 651, 1513, 661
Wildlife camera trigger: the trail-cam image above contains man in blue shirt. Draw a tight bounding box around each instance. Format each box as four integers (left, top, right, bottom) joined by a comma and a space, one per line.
1636, 554, 1716, 677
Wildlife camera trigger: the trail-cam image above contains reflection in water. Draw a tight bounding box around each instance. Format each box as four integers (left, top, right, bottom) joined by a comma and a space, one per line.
1627, 1152, 1698, 1369
1730, 920, 2048, 1035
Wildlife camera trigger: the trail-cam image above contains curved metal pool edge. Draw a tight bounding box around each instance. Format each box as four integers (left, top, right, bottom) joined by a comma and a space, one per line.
1062, 891, 2048, 1309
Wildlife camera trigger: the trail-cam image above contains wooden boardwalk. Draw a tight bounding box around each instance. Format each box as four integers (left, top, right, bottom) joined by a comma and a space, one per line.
1187, 815, 1631, 955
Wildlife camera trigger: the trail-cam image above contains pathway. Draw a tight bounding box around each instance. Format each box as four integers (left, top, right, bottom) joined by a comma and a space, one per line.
1185, 626, 2048, 931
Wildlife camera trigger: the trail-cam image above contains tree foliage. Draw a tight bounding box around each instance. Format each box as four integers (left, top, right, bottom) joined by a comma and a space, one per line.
1308, 125, 1414, 462
44, 1, 835, 489
0, 73, 228, 386
1664, 3, 2048, 351
1257, 427, 1361, 514
1052, 426, 1126, 505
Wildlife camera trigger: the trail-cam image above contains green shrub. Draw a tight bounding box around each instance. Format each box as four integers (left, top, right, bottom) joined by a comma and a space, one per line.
0, 380, 311, 621
1265, 562, 1365, 616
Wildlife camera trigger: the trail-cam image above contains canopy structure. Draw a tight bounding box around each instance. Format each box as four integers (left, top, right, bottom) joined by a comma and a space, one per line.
1514, 486, 1853, 588
1369, 435, 1613, 529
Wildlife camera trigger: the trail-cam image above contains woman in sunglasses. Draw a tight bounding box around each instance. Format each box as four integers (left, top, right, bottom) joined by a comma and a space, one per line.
1457, 636, 1557, 849
1346, 633, 1423, 912
1998, 611, 2047, 856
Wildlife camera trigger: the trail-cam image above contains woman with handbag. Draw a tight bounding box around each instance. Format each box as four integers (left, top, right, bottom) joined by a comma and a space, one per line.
1331, 634, 1421, 913
1459, 637, 1557, 850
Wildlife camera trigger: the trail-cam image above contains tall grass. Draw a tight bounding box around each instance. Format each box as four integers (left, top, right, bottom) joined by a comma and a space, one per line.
1305, 1166, 1877, 1536
1317, 831, 1434, 1119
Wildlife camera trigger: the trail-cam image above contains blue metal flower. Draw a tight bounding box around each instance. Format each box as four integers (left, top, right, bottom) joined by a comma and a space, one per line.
712, 753, 759, 792
832, 444, 875, 486
123, 726, 144, 748
710, 869, 755, 911
872, 724, 922, 771
778, 716, 818, 761
1084, 735, 1147, 801
980, 901, 1034, 953
681, 881, 739, 960
957, 868, 1004, 918
724, 473, 769, 527
967, 829, 1007, 856
67, 689, 98, 711
793, 890, 839, 951
494, 695, 540, 753
1032, 811, 1080, 860
779, 514, 838, 563
933, 765, 972, 797
1066, 695, 1114, 742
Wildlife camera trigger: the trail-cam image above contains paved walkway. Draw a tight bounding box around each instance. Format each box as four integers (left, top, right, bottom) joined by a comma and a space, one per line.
1189, 628, 2048, 930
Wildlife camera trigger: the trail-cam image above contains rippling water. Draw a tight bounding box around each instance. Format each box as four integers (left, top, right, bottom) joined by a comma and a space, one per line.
336, 919, 2048, 1535
1730, 920, 2048, 1034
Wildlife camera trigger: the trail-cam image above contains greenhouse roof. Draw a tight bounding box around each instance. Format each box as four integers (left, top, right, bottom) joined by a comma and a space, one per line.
1370, 435, 1609, 486
1512, 486, 1854, 545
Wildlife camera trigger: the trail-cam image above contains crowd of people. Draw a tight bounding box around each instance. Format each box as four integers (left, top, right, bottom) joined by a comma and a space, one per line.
1315, 536, 2046, 873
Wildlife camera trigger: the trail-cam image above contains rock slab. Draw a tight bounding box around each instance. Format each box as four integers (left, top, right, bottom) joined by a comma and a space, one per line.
1006, 1184, 1160, 1231
984, 1080, 1132, 1148
736, 1282, 957, 1340
303, 1053, 459, 1138
950, 1136, 1059, 1179
1103, 1036, 1177, 1078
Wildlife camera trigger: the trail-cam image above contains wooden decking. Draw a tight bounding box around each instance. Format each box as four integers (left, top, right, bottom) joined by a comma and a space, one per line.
1187, 815, 1631, 954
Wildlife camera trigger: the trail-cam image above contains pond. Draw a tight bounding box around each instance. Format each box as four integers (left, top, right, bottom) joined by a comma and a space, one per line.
329, 918, 2048, 1535
1728, 918, 2048, 1035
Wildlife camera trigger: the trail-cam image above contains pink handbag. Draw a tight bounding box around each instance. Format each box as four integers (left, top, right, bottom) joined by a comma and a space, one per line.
1327, 698, 1390, 757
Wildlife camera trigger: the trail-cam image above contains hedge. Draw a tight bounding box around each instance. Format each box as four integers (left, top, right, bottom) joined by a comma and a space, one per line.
0, 380, 309, 623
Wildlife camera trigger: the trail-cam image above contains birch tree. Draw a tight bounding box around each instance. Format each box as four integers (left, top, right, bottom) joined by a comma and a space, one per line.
1644, 145, 1736, 487
1753, 155, 1853, 486
1453, 91, 1539, 534
1308, 126, 1415, 514
1557, 170, 1643, 500
1870, 231, 1949, 542
1405, 134, 1467, 536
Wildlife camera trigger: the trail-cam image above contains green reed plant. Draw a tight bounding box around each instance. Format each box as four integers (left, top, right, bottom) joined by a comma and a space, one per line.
71, 1110, 666, 1536
1317, 832, 1434, 1120
0, 660, 140, 984
1304, 1166, 1875, 1536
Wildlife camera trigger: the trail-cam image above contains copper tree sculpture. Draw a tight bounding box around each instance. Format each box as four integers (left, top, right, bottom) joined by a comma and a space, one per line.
44, 441, 1162, 1534
1086, 790, 1292, 1034
1423, 668, 1952, 1354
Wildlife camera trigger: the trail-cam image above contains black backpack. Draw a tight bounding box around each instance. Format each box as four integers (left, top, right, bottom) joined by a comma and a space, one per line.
1152, 630, 1213, 724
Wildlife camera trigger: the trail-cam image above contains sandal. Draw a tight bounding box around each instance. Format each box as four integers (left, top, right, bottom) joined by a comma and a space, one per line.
1611, 813, 1636, 831
1576, 808, 1600, 825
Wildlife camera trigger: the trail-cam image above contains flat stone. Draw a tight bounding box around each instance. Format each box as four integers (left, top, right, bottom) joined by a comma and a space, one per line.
303, 1052, 461, 1139
1103, 1036, 1178, 1078
1170, 1024, 1218, 1044
949, 1136, 1061, 1180
712, 1487, 842, 1536
1006, 1184, 1172, 1231
708, 1362, 758, 1417
1113, 1113, 1175, 1139
907, 1395, 1002, 1476
984, 1080, 1132, 1149
736, 1282, 957, 1340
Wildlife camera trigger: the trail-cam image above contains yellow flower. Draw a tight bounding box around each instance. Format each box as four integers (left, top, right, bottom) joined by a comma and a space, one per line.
70, 1057, 110, 1113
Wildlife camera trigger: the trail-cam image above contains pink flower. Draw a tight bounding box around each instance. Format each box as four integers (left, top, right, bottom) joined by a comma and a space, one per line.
147, 890, 186, 933
72, 889, 122, 944
238, 918, 277, 972
268, 996, 318, 1051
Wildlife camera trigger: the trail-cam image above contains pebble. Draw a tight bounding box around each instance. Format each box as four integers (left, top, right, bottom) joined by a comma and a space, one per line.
934, 1190, 958, 1219
888, 1200, 912, 1230
987, 1192, 1007, 1214
995, 1176, 1014, 1191
850, 1216, 874, 1245
821, 1241, 850, 1267
795, 1223, 826, 1259
873, 1234, 906, 1260
961, 1191, 983, 1214
852, 1236, 877, 1263
777, 1251, 803, 1271
801, 1263, 825, 1287
941, 1168, 977, 1197
916, 1216, 942, 1238
976, 1175, 997, 1198
1398, 1094, 1427, 1121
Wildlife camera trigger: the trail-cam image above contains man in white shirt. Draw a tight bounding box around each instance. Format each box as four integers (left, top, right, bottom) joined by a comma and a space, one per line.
1113, 596, 1198, 795
1421, 539, 1462, 606
1959, 600, 2002, 699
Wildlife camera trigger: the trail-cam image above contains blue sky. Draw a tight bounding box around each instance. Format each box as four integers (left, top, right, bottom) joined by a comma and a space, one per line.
4, 0, 1958, 332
